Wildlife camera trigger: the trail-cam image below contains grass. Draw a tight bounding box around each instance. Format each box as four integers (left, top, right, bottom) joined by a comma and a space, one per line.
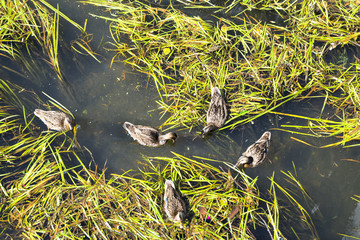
82, 0, 360, 148
0, 79, 318, 239
0, 0, 98, 87
0, 0, 359, 239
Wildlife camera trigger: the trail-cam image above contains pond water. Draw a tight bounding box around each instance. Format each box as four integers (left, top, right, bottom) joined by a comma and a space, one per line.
3, 0, 360, 239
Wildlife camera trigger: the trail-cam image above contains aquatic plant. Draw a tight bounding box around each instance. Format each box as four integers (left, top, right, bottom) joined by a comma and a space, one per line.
83, 0, 360, 147
0, 80, 317, 239
0, 0, 97, 87
0, 0, 358, 238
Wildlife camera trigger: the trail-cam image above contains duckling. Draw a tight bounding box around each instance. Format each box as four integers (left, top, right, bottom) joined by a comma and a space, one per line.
235, 131, 271, 168
164, 180, 187, 228
34, 109, 75, 132
123, 122, 177, 147
202, 86, 227, 135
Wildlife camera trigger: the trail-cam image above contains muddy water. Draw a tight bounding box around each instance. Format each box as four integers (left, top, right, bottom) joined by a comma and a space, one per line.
5, 0, 359, 239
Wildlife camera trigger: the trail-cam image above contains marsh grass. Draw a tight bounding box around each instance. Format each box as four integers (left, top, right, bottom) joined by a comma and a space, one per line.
0, 0, 357, 239
271, 111, 360, 148
0, 80, 317, 239
0, 0, 98, 88
83, 0, 360, 147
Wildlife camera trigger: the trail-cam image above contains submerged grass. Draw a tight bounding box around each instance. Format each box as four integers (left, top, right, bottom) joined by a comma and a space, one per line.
0, 80, 317, 239
0, 0, 98, 87
83, 0, 360, 147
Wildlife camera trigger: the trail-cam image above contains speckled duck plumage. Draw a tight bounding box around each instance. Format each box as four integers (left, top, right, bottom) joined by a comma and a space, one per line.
202, 86, 227, 135
164, 180, 187, 228
235, 131, 271, 168
34, 109, 75, 132
123, 122, 177, 147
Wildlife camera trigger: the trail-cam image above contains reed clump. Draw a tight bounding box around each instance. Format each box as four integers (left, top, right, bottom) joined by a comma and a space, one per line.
0, 80, 317, 239
83, 0, 360, 147
0, 0, 97, 86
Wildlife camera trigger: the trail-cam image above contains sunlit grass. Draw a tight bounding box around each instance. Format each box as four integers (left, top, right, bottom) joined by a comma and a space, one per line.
0, 0, 359, 239
0, 0, 98, 87
271, 111, 360, 148
82, 0, 360, 147
0, 80, 317, 239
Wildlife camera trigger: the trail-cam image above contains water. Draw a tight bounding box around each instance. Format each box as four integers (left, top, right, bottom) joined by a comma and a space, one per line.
3, 1, 360, 239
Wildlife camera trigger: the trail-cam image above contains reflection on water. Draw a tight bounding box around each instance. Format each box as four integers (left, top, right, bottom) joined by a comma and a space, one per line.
344, 202, 360, 239
2, 0, 359, 239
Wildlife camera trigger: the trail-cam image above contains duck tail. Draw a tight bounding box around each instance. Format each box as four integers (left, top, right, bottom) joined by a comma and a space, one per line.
165, 179, 175, 191
211, 86, 221, 97
123, 121, 134, 132
258, 131, 271, 142
34, 109, 43, 117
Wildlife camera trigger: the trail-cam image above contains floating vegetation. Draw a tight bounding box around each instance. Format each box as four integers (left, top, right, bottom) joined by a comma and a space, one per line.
83, 0, 360, 147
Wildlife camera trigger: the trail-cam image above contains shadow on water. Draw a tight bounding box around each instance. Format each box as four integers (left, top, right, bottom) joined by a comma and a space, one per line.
1, 0, 359, 239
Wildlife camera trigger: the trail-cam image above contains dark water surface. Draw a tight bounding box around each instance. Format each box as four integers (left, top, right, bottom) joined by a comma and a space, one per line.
3, 0, 359, 239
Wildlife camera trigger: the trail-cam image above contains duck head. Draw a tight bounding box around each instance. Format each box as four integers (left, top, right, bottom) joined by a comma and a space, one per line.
177, 211, 186, 229
64, 116, 75, 131
201, 124, 218, 136
159, 132, 177, 145
236, 155, 253, 168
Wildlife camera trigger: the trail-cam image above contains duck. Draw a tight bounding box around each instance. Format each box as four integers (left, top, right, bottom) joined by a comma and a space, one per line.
123, 122, 177, 147
235, 131, 271, 168
34, 109, 75, 132
202, 86, 227, 135
164, 180, 187, 228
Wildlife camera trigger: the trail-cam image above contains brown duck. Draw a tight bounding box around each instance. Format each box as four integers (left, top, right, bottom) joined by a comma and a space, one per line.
235, 131, 271, 168
34, 109, 75, 132
164, 180, 187, 228
202, 86, 227, 135
123, 122, 177, 147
